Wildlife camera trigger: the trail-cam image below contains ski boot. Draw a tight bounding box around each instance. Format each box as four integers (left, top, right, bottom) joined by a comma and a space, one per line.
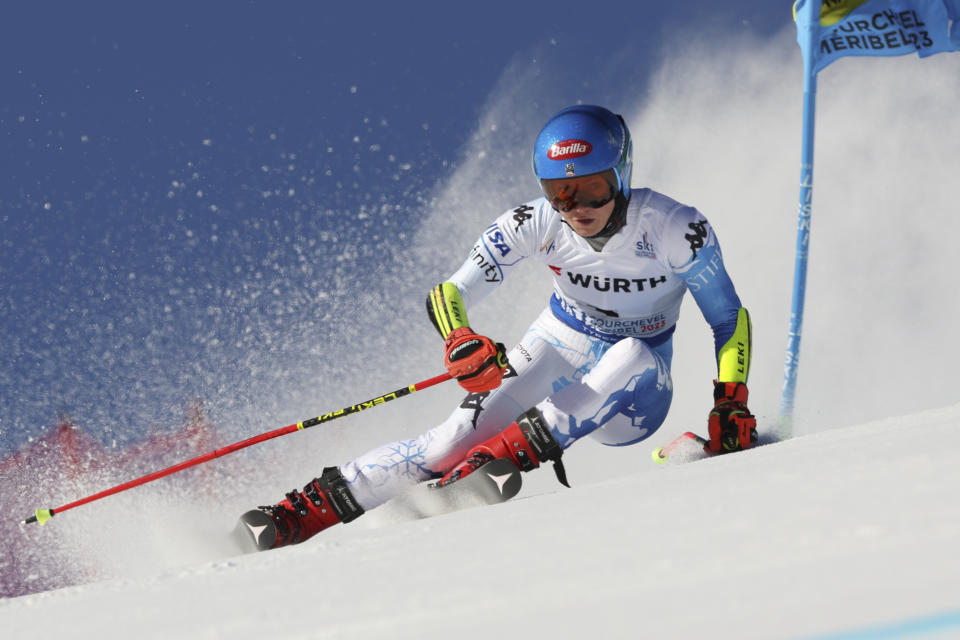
234, 466, 364, 552
436, 408, 569, 489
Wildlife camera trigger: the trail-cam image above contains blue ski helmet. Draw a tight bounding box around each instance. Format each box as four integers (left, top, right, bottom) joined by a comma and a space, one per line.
532, 105, 633, 201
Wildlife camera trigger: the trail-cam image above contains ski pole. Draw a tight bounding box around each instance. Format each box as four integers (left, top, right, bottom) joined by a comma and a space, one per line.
22, 372, 453, 526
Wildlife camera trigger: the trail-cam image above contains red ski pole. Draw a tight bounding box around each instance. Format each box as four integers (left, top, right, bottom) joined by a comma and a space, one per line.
23, 372, 453, 526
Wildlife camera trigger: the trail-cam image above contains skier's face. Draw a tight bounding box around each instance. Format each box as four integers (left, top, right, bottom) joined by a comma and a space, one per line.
558, 197, 616, 237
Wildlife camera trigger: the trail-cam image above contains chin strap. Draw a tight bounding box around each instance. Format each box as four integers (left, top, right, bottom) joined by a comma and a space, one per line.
587, 191, 630, 239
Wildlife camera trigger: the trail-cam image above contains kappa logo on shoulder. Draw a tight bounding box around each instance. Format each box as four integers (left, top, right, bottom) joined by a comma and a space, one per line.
685, 220, 708, 258
512, 205, 534, 231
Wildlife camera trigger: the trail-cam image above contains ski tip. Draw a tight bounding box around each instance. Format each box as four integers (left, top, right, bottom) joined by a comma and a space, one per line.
651, 447, 668, 464
23, 509, 53, 526
232, 509, 278, 553
427, 458, 522, 504
483, 458, 523, 502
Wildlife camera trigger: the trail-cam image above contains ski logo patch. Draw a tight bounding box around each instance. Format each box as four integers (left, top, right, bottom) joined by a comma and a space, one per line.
635, 233, 657, 259
486, 470, 515, 496
547, 139, 592, 160
484, 223, 511, 257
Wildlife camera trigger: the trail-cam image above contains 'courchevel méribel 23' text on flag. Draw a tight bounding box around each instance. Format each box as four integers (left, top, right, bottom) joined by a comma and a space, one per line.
795, 0, 960, 73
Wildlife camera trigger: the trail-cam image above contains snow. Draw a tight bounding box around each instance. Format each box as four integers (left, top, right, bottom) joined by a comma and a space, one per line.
2, 403, 959, 639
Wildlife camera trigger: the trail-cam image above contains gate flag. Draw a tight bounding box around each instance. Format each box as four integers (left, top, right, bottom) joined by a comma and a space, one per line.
780, 0, 959, 432
794, 0, 960, 73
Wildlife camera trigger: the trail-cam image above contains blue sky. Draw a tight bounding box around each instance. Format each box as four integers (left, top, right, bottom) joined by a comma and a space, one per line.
0, 2, 793, 452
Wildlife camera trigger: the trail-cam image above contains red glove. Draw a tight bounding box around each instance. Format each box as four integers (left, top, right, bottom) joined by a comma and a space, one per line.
707, 381, 757, 454
443, 327, 508, 393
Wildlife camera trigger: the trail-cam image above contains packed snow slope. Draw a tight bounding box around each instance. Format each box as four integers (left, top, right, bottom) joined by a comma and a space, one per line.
2, 403, 959, 639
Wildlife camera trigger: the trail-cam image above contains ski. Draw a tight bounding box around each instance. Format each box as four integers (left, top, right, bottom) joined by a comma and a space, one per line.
653, 429, 779, 464
231, 459, 523, 554
651, 431, 713, 464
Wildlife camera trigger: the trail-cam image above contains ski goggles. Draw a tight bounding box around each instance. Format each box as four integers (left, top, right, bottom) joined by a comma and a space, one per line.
540, 169, 618, 213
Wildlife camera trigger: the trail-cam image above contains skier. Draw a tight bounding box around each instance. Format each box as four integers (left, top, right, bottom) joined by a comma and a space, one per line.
239, 105, 757, 551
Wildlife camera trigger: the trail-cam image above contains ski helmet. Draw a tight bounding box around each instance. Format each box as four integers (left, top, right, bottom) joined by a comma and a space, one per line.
532, 105, 633, 202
